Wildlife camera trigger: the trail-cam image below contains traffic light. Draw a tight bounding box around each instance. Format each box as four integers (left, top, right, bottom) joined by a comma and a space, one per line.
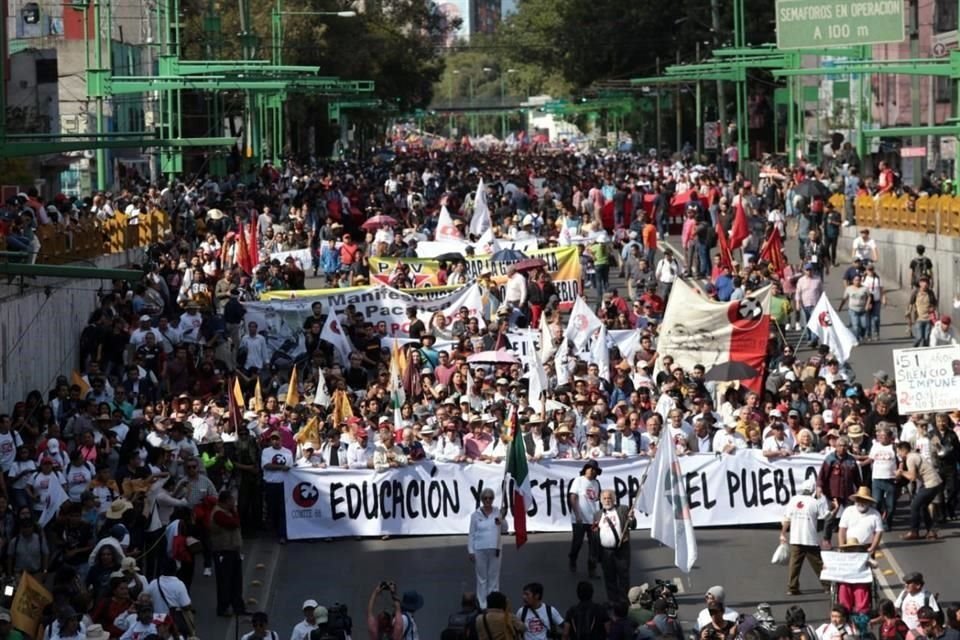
22, 2, 40, 24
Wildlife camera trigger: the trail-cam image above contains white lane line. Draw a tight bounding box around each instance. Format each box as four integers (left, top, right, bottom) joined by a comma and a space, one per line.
874, 542, 904, 601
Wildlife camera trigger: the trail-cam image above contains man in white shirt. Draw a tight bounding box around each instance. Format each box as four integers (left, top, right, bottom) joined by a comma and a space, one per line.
567, 460, 601, 577
346, 429, 374, 469
289, 600, 320, 640
504, 265, 527, 310
517, 582, 564, 640
762, 423, 794, 459
695, 586, 739, 631
594, 489, 634, 603
655, 249, 679, 299
260, 433, 292, 544
851, 228, 878, 264
838, 487, 883, 555
868, 425, 897, 530
815, 605, 857, 640
178, 302, 204, 345
239, 322, 270, 373
145, 564, 191, 615
373, 428, 408, 472
129, 316, 159, 350
713, 421, 746, 455
894, 572, 939, 630
780, 478, 830, 595
318, 430, 348, 468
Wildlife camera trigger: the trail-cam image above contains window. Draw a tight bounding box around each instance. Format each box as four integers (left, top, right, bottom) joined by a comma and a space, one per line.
936, 76, 954, 103
35, 58, 58, 84
935, 0, 958, 33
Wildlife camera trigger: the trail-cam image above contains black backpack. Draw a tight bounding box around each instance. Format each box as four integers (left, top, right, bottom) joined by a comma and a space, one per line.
444, 611, 479, 640
310, 606, 352, 640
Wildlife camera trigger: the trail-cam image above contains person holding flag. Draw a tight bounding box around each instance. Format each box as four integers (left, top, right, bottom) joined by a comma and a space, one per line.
467, 487, 508, 609
594, 489, 635, 604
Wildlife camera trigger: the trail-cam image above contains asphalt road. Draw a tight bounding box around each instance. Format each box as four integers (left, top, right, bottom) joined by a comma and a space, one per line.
188, 236, 957, 640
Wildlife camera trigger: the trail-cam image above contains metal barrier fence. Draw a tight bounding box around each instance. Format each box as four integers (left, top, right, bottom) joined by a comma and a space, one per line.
839, 193, 960, 236
24, 210, 170, 264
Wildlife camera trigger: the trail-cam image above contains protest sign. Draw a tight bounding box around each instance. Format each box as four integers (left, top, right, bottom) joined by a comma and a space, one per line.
368, 246, 583, 310
11, 571, 53, 639
416, 238, 538, 259
893, 345, 960, 414
820, 552, 873, 584
284, 451, 821, 539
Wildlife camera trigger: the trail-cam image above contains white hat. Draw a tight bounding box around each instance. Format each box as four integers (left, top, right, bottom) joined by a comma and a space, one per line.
822, 409, 835, 424
420, 424, 438, 435
302, 599, 319, 610
521, 214, 534, 226
769, 409, 782, 418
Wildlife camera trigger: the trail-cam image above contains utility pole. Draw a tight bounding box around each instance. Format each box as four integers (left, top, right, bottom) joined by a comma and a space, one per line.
676, 50, 682, 153
656, 56, 662, 155
696, 41, 702, 160
711, 0, 727, 154
909, 0, 922, 184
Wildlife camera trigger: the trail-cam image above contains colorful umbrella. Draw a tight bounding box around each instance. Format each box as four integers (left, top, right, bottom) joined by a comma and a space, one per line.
361, 215, 399, 230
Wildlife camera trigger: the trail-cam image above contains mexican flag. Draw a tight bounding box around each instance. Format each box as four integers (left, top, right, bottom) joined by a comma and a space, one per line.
504, 407, 531, 548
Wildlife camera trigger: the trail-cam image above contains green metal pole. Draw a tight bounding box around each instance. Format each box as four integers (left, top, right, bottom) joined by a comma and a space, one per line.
787, 56, 796, 164
909, 0, 922, 183
500, 73, 506, 140
94, 0, 107, 190
695, 42, 702, 160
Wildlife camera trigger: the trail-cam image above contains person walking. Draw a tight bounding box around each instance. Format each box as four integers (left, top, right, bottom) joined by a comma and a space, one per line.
896, 441, 942, 540
594, 490, 634, 604
468, 488, 507, 609
908, 277, 938, 347
567, 460, 601, 578
260, 433, 293, 544
780, 479, 829, 596
837, 273, 870, 341
209, 490, 246, 617
817, 436, 862, 547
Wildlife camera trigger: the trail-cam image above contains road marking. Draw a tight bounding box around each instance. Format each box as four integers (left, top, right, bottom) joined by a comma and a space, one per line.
672, 577, 686, 594
874, 542, 905, 601
224, 541, 283, 640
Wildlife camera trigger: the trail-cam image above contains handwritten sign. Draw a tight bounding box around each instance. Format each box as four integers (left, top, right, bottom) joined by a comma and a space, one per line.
820, 551, 873, 584
893, 345, 960, 413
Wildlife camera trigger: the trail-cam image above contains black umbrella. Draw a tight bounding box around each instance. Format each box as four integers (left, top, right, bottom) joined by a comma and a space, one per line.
433, 252, 463, 262
704, 361, 760, 382
793, 179, 831, 200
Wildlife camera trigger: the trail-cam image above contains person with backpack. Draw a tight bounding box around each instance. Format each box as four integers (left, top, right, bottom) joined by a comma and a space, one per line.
241, 612, 279, 640
876, 599, 910, 640
784, 605, 818, 640
444, 593, 481, 640
561, 582, 608, 640
475, 591, 524, 640
636, 599, 684, 640
517, 583, 564, 640
894, 572, 940, 630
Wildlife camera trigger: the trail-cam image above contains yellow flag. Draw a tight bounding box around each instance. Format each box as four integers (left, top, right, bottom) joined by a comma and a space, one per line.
254, 378, 264, 412
296, 415, 321, 445
232, 378, 245, 412
71, 370, 90, 397
285, 367, 300, 407
391, 339, 408, 379
11, 571, 52, 639
331, 389, 354, 425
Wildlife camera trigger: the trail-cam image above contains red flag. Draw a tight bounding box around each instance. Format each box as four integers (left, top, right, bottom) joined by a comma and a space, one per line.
729, 198, 749, 250
716, 221, 733, 271
759, 227, 786, 278
236, 222, 253, 274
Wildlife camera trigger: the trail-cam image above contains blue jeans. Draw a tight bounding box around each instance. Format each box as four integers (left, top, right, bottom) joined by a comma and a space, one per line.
868, 303, 881, 338
910, 485, 939, 533
802, 305, 817, 344
872, 478, 896, 528
696, 243, 710, 278
593, 263, 610, 300
913, 320, 932, 347
848, 310, 868, 340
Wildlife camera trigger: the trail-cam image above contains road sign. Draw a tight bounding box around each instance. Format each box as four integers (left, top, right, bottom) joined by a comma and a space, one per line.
775, 0, 905, 49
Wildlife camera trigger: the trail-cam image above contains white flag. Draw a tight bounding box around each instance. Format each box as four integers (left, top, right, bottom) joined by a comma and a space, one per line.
539, 312, 556, 363
564, 297, 603, 350
589, 325, 610, 383
555, 337, 571, 387
526, 349, 549, 407
637, 426, 698, 573
609, 329, 642, 364
468, 178, 491, 238
805, 292, 859, 364
39, 479, 68, 528
320, 310, 355, 368
435, 205, 462, 242
314, 367, 331, 406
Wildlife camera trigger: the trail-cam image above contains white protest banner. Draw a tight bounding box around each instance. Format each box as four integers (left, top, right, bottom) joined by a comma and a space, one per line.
820, 552, 873, 584
893, 345, 960, 413
269, 247, 313, 268
251, 284, 484, 338
284, 451, 822, 539
416, 238, 538, 259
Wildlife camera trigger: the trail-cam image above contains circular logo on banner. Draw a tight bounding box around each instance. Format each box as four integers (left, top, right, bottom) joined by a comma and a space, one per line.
818, 311, 832, 327
330, 320, 343, 335
573, 314, 589, 331
292, 482, 319, 508
727, 296, 765, 330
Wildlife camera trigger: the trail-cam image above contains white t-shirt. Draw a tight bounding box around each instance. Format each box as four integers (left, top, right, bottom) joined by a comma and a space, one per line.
895, 590, 939, 630
64, 463, 94, 502
568, 476, 600, 524
852, 237, 877, 262
261, 446, 293, 483
0, 430, 24, 471
816, 623, 856, 640
517, 603, 564, 640
30, 471, 65, 509
869, 442, 897, 480
145, 576, 191, 614
695, 608, 739, 631
289, 620, 317, 640
783, 493, 829, 546
838, 505, 884, 544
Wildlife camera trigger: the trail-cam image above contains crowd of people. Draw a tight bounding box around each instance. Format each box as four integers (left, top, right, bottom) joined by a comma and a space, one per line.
0, 145, 956, 640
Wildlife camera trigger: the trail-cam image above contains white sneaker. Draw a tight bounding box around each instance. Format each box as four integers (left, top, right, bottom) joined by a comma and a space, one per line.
203, 567, 213, 577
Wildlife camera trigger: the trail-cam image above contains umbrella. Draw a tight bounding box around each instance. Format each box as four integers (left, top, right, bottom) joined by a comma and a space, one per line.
434, 252, 464, 262
514, 257, 547, 272
491, 248, 527, 263
361, 215, 399, 231
704, 361, 760, 382
467, 350, 519, 365
793, 179, 831, 201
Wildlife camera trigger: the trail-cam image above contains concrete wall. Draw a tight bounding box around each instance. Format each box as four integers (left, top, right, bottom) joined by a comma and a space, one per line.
840, 226, 960, 322
0, 247, 144, 410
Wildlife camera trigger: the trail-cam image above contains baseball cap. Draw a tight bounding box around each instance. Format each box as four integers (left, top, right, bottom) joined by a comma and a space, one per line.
0, 613, 11, 623
917, 607, 937, 623
302, 599, 319, 610
902, 572, 924, 584
314, 606, 329, 624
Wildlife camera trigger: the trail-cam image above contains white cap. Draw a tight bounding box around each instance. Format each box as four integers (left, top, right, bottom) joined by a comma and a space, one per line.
823, 409, 835, 424
302, 599, 319, 610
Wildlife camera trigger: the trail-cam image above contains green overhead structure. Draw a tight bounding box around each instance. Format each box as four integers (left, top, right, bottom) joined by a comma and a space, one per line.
0, 0, 376, 187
